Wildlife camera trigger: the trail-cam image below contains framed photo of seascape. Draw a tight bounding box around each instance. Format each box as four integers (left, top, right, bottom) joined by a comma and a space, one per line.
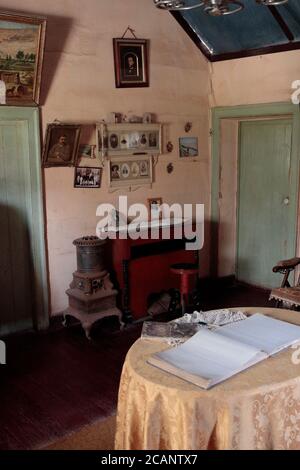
179, 137, 198, 158
0, 11, 46, 105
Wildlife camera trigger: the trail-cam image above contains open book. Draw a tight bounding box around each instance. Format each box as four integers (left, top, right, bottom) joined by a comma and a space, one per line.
147, 313, 300, 389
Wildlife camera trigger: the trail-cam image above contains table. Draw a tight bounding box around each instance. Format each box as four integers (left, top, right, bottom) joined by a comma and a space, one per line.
115, 307, 300, 450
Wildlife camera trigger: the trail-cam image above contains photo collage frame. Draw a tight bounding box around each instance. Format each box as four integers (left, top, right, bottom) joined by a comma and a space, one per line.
97, 122, 162, 188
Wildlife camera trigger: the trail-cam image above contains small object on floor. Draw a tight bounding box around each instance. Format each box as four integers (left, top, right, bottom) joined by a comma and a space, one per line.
147, 292, 171, 316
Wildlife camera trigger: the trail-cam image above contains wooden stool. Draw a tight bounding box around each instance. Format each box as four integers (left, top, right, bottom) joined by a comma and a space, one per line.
170, 263, 198, 315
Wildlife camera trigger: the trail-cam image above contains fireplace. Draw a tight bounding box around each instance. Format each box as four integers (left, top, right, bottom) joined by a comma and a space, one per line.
63, 236, 123, 339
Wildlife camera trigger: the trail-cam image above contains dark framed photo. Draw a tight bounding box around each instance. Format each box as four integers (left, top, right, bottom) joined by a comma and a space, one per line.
42, 124, 81, 167
74, 167, 102, 188
113, 38, 149, 88
0, 11, 46, 105
179, 137, 198, 158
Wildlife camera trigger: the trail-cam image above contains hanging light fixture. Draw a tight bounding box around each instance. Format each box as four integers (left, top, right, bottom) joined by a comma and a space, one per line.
153, 0, 204, 10
153, 0, 289, 15
203, 0, 244, 16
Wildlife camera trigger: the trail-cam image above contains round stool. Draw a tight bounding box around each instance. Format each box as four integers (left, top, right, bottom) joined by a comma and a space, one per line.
170, 263, 198, 315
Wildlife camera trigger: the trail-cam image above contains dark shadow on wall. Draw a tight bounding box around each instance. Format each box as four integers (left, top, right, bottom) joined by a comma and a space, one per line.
39, 14, 74, 105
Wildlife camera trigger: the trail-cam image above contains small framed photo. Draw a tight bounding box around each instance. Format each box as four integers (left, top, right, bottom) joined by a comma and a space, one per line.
113, 38, 149, 88
97, 122, 162, 157
74, 167, 102, 188
148, 197, 163, 220
179, 137, 198, 157
0, 11, 46, 105
108, 155, 152, 188
78, 144, 96, 159
42, 124, 81, 167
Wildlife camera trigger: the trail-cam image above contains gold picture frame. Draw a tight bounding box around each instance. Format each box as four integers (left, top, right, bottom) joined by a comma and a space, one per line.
0, 11, 47, 105
42, 123, 82, 168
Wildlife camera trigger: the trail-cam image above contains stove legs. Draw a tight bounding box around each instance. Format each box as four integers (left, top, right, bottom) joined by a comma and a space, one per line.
62, 307, 124, 340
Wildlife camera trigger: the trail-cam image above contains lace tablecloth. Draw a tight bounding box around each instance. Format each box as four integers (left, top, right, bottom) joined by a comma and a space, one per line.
115, 307, 300, 450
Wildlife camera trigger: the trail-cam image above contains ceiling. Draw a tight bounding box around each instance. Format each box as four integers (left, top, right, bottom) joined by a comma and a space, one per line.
171, 0, 300, 61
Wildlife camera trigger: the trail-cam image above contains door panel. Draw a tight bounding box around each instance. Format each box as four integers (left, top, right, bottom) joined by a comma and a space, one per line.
237, 119, 296, 288
0, 109, 48, 336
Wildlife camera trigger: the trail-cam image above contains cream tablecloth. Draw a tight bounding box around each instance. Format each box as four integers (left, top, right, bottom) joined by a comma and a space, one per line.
115, 307, 300, 450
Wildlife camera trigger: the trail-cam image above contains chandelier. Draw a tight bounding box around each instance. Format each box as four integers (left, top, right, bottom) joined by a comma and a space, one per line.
153, 0, 289, 16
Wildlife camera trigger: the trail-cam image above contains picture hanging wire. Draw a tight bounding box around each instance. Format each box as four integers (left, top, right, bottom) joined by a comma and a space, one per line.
121, 26, 138, 39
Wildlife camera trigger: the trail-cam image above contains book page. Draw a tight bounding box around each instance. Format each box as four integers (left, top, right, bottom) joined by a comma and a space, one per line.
149, 329, 266, 388
218, 313, 300, 355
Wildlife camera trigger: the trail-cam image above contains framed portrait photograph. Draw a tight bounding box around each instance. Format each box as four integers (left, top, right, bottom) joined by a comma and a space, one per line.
78, 144, 96, 159
113, 38, 149, 88
148, 197, 163, 220
97, 122, 162, 157
179, 137, 198, 158
74, 167, 102, 188
42, 124, 82, 167
0, 11, 46, 105
108, 155, 152, 188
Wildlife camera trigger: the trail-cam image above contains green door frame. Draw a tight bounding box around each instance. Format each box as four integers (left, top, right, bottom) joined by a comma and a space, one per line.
0, 106, 49, 331
211, 102, 300, 278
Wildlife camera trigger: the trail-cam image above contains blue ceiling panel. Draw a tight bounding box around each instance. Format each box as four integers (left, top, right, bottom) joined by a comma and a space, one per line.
172, 0, 300, 61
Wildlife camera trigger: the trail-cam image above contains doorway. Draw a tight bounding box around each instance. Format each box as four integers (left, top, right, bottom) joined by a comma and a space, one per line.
0, 107, 48, 335
211, 103, 300, 288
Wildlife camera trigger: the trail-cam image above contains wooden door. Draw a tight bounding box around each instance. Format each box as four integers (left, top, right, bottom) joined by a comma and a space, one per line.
237, 119, 297, 288
0, 108, 48, 335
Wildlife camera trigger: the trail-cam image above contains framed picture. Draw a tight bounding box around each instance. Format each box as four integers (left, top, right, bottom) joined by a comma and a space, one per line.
113, 38, 149, 88
74, 167, 102, 188
148, 198, 163, 220
179, 137, 198, 157
42, 124, 82, 167
0, 11, 46, 105
78, 144, 96, 159
97, 122, 162, 157
108, 155, 152, 188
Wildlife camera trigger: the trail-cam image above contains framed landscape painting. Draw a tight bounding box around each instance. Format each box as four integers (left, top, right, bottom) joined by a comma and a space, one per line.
0, 11, 46, 105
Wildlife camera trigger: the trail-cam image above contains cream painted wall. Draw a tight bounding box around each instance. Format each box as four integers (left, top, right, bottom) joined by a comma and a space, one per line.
210, 50, 300, 107
0, 1, 210, 314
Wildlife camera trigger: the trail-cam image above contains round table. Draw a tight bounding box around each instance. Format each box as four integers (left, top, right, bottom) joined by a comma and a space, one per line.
115, 307, 300, 450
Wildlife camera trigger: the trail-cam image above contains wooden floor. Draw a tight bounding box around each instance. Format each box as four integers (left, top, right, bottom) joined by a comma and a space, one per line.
0, 283, 274, 450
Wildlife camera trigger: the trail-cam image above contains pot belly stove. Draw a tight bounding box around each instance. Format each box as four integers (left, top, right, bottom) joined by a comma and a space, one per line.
63, 236, 123, 339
